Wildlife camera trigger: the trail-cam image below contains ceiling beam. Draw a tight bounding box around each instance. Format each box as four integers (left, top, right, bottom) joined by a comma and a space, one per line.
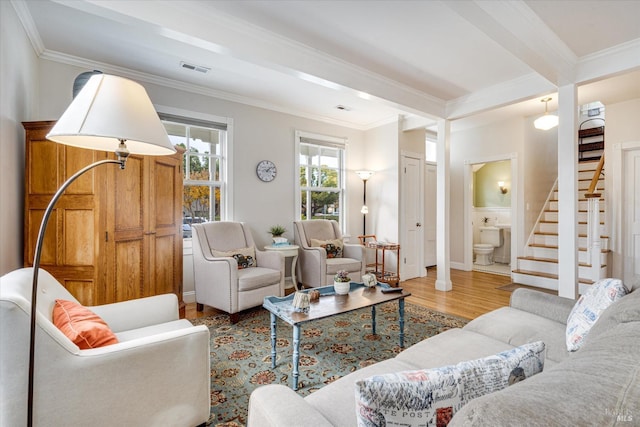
444, 0, 577, 86
77, 0, 446, 118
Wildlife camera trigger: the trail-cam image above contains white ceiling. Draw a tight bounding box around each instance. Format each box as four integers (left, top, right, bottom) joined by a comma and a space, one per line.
14, 0, 640, 130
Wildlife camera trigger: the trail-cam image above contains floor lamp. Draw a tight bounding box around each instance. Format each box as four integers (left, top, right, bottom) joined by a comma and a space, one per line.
355, 170, 374, 235
27, 74, 175, 426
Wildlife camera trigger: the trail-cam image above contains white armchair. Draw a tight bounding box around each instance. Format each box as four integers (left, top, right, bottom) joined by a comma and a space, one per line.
191, 222, 284, 323
0, 268, 211, 427
294, 220, 365, 288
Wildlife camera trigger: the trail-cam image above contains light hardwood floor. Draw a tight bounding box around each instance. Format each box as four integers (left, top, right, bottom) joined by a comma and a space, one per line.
184, 268, 515, 321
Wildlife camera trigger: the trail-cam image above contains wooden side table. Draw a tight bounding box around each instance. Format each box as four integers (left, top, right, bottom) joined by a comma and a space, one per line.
264, 244, 300, 290
360, 239, 400, 287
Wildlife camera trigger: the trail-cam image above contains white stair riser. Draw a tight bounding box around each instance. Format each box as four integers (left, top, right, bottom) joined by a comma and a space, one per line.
549, 200, 604, 210
511, 273, 557, 290
539, 222, 607, 235
527, 246, 608, 264
578, 170, 604, 180
512, 273, 594, 295
516, 259, 607, 278
533, 235, 609, 250
544, 211, 604, 222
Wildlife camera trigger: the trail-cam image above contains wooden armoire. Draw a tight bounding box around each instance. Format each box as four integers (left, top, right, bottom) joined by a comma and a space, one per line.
23, 121, 185, 315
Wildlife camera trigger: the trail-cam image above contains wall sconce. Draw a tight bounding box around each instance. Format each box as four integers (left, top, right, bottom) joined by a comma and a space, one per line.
498, 181, 508, 194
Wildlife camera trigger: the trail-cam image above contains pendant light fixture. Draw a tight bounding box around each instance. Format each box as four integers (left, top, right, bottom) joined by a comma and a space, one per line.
534, 97, 559, 130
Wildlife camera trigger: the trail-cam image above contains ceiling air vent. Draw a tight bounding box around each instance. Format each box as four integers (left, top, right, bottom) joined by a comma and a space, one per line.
180, 61, 210, 74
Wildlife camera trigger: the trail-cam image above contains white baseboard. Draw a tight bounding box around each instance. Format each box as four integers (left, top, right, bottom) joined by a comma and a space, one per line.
450, 261, 467, 271
183, 290, 196, 303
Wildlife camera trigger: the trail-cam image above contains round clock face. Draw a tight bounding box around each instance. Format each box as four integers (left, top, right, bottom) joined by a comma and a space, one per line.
256, 160, 277, 182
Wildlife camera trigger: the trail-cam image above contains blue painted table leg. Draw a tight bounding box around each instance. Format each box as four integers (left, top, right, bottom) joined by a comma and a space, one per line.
270, 312, 277, 369
292, 325, 301, 390
399, 298, 405, 348
371, 305, 377, 335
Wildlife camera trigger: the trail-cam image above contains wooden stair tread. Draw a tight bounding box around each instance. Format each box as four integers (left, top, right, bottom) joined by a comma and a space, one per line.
534, 232, 609, 239
518, 256, 558, 263
529, 243, 609, 253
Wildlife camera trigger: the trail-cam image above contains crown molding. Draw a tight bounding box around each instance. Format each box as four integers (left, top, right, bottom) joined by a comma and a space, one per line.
11, 0, 44, 55
39, 49, 402, 131
576, 38, 640, 84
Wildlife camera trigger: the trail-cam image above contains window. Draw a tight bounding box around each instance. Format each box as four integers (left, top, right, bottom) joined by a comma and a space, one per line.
160, 113, 230, 237
295, 131, 346, 228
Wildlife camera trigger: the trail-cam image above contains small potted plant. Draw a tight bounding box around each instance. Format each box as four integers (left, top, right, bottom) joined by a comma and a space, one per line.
268, 225, 287, 245
333, 270, 351, 295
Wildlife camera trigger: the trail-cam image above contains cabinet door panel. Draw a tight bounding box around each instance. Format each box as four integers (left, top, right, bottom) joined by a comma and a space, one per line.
153, 234, 177, 296
64, 280, 95, 306
113, 239, 144, 302
26, 209, 57, 265
63, 210, 94, 265
28, 140, 58, 194
63, 145, 99, 194
114, 156, 144, 231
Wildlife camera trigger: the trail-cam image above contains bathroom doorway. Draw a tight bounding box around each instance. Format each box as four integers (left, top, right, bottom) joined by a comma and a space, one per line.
463, 154, 518, 278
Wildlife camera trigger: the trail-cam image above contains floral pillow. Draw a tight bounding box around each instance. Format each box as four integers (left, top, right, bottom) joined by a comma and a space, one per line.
212, 246, 256, 269
355, 341, 546, 427
566, 278, 628, 351
310, 238, 343, 258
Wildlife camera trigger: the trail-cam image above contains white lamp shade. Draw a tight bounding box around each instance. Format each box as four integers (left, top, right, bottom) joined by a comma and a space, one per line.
534, 113, 559, 131
356, 170, 375, 180
47, 74, 175, 155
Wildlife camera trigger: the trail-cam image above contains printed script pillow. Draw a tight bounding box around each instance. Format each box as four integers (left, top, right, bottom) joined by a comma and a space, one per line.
355, 341, 546, 427
310, 238, 344, 258
566, 277, 628, 351
53, 299, 119, 349
212, 246, 256, 269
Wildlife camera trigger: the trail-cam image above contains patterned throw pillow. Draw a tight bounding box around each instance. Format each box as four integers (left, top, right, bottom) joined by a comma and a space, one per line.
211, 246, 256, 269
566, 278, 628, 351
310, 238, 344, 258
355, 341, 545, 427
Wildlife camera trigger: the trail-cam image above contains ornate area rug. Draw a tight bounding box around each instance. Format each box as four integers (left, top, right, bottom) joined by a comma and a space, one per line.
190, 303, 468, 427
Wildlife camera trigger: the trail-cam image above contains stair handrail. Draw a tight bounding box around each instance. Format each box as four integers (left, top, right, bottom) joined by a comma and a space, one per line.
585, 154, 604, 198
584, 155, 605, 282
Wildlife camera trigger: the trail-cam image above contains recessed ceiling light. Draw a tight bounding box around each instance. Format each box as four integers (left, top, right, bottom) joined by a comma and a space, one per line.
180, 61, 210, 74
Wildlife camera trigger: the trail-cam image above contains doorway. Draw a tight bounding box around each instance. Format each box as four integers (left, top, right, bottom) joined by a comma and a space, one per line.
463, 153, 518, 278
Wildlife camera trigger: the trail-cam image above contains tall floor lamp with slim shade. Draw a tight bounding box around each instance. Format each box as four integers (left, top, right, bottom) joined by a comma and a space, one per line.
355, 170, 374, 235
27, 74, 175, 426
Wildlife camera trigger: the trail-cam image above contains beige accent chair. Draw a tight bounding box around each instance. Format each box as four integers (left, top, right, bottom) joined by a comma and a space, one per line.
192, 222, 284, 323
294, 220, 365, 288
0, 268, 211, 427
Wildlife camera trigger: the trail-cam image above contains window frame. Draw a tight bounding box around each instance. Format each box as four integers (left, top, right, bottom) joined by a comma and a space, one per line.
294, 130, 347, 230
157, 106, 234, 228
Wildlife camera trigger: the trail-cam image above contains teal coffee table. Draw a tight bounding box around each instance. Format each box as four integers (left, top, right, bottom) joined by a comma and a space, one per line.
263, 282, 411, 390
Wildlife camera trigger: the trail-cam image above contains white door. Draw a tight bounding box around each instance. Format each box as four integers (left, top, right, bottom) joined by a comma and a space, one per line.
401, 155, 422, 279
424, 163, 437, 267
624, 148, 640, 286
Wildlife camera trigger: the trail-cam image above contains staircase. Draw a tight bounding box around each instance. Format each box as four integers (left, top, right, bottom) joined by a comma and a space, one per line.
513, 160, 609, 293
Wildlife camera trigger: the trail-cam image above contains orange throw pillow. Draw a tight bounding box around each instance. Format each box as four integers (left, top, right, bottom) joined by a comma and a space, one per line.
52, 299, 119, 349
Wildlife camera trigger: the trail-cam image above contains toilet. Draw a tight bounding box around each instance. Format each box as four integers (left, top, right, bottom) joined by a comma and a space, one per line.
474, 226, 504, 265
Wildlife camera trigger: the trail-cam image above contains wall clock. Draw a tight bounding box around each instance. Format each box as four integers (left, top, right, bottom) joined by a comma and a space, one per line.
256, 160, 277, 182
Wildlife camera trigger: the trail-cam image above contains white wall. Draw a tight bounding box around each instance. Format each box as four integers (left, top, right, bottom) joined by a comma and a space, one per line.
0, 3, 39, 275
364, 121, 400, 243
523, 115, 558, 241
604, 98, 640, 278
450, 118, 525, 264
